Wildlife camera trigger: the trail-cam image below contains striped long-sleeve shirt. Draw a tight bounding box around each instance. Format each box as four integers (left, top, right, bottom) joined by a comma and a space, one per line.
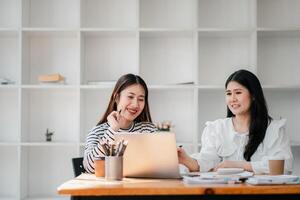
83, 121, 157, 173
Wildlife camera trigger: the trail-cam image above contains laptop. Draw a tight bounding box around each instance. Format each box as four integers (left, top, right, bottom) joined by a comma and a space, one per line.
115, 132, 181, 179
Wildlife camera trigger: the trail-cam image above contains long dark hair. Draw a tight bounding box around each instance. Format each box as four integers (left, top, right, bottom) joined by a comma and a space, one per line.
97, 74, 152, 125
225, 69, 272, 161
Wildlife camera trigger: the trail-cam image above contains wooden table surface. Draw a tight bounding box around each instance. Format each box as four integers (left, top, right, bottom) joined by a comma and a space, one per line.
57, 174, 300, 196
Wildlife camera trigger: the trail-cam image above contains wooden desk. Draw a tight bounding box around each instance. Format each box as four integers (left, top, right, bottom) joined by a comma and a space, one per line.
58, 174, 300, 200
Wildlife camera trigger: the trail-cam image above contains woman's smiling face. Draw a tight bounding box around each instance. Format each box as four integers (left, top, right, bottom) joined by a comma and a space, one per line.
116, 84, 145, 122
225, 81, 252, 116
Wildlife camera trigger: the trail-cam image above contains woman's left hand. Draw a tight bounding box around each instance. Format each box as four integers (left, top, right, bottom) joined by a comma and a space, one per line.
213, 160, 253, 172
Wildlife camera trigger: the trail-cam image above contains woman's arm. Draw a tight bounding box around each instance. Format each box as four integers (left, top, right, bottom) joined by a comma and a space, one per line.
178, 123, 221, 172
177, 147, 199, 172
83, 125, 116, 173
213, 160, 253, 171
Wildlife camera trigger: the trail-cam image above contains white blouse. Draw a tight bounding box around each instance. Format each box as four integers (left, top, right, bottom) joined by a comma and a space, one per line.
192, 118, 293, 174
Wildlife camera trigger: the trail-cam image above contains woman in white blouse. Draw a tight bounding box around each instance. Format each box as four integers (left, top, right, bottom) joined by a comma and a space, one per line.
178, 69, 293, 174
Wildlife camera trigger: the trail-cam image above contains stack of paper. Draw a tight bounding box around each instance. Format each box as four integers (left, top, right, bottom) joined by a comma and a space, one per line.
246, 175, 300, 185
183, 171, 253, 185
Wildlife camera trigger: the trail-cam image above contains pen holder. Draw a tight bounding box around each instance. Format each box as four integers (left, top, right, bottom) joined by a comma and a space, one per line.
105, 156, 123, 180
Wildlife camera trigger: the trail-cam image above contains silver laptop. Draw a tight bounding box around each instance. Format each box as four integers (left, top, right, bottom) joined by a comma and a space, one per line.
115, 132, 181, 179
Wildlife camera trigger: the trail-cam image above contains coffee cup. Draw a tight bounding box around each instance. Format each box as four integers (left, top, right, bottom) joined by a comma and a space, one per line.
269, 159, 284, 175
94, 157, 105, 177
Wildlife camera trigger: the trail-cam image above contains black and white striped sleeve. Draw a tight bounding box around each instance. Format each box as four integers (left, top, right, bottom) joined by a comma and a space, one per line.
83, 124, 117, 173
133, 122, 158, 133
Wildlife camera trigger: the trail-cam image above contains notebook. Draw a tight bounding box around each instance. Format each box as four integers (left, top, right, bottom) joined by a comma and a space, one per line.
115, 132, 181, 179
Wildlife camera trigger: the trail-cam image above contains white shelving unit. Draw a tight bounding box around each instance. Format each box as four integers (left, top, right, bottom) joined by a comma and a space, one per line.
0, 0, 300, 199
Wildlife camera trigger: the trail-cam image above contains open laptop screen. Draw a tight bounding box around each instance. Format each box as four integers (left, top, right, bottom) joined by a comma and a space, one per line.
115, 132, 181, 179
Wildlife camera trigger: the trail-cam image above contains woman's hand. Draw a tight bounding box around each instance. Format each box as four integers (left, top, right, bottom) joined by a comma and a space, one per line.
177, 147, 200, 172
107, 110, 121, 131
213, 160, 253, 172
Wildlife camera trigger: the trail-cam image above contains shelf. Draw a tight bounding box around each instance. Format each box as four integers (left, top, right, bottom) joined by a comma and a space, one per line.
81, 30, 138, 84
264, 90, 300, 142
257, 31, 300, 86
0, 85, 19, 88
198, 29, 255, 37
149, 89, 195, 143
148, 84, 195, 90
198, 0, 255, 29
0, 142, 19, 146
198, 32, 256, 85
81, 29, 137, 36
198, 90, 227, 134
21, 30, 79, 85
0, 88, 19, 142
140, 31, 194, 85
140, 29, 194, 36
80, 84, 114, 89
1, 0, 300, 198
81, 0, 137, 29
80, 89, 112, 143
197, 85, 224, 90
258, 0, 300, 29
262, 85, 300, 90
0, 0, 19, 29
0, 197, 18, 200
257, 29, 300, 37
0, 29, 19, 35
0, 31, 19, 85
20, 142, 80, 146
140, 0, 197, 29
22, 27, 79, 32
21, 89, 79, 143
20, 146, 77, 198
0, 146, 18, 198
22, 0, 80, 28
21, 85, 78, 89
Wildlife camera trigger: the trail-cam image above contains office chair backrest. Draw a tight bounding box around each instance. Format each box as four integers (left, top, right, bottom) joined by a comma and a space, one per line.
72, 157, 85, 177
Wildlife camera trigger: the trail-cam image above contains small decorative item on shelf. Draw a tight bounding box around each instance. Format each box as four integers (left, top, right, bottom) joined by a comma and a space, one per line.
45, 128, 54, 142
155, 121, 173, 132
0, 77, 14, 85
38, 73, 65, 84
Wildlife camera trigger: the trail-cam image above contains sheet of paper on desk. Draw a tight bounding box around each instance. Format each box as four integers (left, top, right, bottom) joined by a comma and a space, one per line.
183, 171, 253, 185
246, 175, 300, 185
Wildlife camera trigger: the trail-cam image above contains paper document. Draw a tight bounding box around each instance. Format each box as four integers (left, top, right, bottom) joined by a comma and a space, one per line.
183, 171, 253, 185
246, 175, 300, 185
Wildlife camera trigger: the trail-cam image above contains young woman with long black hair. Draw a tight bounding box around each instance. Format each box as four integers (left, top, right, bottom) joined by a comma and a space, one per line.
178, 69, 293, 174
83, 74, 157, 173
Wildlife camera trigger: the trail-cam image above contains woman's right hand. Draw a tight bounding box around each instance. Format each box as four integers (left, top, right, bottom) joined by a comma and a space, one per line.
107, 111, 121, 131
177, 147, 189, 164
177, 147, 200, 172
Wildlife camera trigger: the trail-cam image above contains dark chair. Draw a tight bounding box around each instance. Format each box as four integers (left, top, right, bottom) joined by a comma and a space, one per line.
71, 157, 86, 200
72, 157, 86, 177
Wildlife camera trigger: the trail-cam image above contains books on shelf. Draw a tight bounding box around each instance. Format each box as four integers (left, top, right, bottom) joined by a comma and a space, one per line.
38, 73, 65, 84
